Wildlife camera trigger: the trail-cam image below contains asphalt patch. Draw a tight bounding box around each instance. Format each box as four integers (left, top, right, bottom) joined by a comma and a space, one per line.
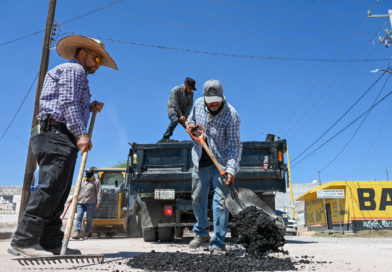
234, 206, 287, 258
127, 251, 298, 271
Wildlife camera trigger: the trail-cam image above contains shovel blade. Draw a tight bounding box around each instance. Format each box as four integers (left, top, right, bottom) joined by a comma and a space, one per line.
225, 188, 277, 219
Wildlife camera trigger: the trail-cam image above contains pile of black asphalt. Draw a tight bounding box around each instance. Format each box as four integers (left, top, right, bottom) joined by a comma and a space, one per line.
234, 205, 287, 258
127, 251, 298, 272
126, 206, 313, 271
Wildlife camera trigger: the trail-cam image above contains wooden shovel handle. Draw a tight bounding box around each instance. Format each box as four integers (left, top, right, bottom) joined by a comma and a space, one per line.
63, 109, 97, 238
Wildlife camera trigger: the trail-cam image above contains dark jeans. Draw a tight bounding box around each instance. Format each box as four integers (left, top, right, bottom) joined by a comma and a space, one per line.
163, 110, 185, 139
11, 125, 78, 250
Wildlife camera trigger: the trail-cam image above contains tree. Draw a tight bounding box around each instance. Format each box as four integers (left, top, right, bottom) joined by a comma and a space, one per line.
112, 160, 127, 168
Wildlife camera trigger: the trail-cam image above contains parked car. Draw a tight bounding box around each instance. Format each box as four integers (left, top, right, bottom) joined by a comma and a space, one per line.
275, 209, 288, 236
286, 215, 298, 235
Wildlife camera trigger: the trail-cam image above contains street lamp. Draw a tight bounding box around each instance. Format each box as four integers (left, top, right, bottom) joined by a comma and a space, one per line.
371, 69, 392, 74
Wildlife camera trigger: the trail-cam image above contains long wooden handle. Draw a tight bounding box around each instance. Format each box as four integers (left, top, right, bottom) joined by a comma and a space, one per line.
61, 110, 97, 255
202, 144, 227, 179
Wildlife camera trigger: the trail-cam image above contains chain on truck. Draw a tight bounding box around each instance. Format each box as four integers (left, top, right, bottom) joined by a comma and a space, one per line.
106, 134, 288, 242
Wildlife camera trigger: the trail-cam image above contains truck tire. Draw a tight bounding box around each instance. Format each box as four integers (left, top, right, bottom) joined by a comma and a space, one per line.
175, 227, 184, 238
231, 227, 239, 238
143, 227, 158, 242
158, 227, 175, 242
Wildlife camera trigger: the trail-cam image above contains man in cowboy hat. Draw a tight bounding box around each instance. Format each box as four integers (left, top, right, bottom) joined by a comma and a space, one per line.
8, 35, 117, 257
159, 77, 197, 142
186, 80, 242, 255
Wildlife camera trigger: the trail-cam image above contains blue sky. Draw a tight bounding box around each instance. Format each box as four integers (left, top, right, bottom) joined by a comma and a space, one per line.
1, 0, 392, 186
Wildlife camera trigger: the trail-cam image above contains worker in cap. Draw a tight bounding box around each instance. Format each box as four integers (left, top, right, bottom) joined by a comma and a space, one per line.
160, 77, 197, 142
186, 80, 242, 255
9, 35, 117, 257
72, 167, 102, 240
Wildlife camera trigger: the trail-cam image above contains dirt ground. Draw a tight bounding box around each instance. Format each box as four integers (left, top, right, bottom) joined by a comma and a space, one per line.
1, 232, 391, 271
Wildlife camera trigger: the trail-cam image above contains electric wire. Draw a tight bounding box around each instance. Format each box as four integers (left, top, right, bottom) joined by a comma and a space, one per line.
0, 124, 29, 146
61, 31, 390, 62
0, 0, 123, 47
0, 63, 375, 85
142, 0, 372, 34
208, 0, 363, 17
78, 1, 368, 42
276, 13, 369, 135
343, 101, 392, 177
321, 74, 391, 171
290, 76, 375, 152
0, 73, 39, 144
286, 26, 386, 140
290, 60, 390, 152
291, 70, 388, 164
291, 82, 392, 168
321, 172, 347, 181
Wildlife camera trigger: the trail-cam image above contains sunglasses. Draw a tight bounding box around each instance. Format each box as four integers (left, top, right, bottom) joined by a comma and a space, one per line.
84, 50, 103, 65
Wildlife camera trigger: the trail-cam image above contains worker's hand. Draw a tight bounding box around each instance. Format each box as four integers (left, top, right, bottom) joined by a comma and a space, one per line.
186, 122, 196, 133
77, 135, 93, 155
96, 204, 100, 210
90, 101, 104, 112
179, 116, 186, 122
223, 173, 234, 187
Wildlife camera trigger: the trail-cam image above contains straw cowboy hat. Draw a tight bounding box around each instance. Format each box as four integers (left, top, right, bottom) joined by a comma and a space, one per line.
56, 35, 118, 70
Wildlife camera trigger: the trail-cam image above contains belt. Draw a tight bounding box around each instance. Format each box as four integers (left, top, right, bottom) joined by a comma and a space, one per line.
49, 120, 66, 127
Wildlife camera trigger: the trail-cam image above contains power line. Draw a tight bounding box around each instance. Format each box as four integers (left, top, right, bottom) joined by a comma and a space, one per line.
0, 123, 28, 146
343, 101, 392, 177
142, 0, 372, 34
321, 172, 347, 181
0, 73, 38, 144
79, 1, 369, 42
61, 31, 390, 62
321, 74, 391, 171
291, 81, 392, 168
290, 75, 375, 152
285, 25, 386, 140
209, 0, 363, 17
291, 70, 388, 164
0, 0, 123, 47
276, 13, 370, 135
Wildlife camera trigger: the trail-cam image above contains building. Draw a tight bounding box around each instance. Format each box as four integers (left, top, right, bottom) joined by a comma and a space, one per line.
296, 181, 392, 232
275, 181, 321, 231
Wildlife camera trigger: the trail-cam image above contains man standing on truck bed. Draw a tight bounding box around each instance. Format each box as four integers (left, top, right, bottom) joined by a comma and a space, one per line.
160, 77, 197, 142
72, 167, 102, 240
186, 79, 242, 255
8, 35, 117, 258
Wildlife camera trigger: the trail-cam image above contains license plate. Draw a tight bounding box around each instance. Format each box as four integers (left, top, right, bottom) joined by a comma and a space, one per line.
282, 214, 288, 218
155, 189, 175, 199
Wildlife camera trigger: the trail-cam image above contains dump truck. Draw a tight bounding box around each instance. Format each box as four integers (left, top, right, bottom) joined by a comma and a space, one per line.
123, 135, 288, 242
83, 168, 142, 238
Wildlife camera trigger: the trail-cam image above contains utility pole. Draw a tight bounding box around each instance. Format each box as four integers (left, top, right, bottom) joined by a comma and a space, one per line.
19, 0, 57, 221
319, 170, 322, 185
368, 9, 392, 47
386, 166, 389, 181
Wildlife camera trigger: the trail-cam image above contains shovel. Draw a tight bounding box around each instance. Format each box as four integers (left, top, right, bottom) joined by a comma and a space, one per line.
187, 125, 277, 220
13, 108, 104, 266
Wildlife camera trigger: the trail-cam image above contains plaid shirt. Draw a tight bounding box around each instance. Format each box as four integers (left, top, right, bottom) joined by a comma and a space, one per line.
186, 97, 242, 176
37, 59, 91, 137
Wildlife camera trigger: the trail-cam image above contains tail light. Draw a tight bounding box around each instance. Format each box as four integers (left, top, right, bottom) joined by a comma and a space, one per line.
164, 205, 173, 216
278, 151, 283, 162
263, 156, 269, 171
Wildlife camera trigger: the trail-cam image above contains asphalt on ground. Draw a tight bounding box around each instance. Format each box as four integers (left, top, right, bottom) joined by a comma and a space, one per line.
1, 232, 391, 272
